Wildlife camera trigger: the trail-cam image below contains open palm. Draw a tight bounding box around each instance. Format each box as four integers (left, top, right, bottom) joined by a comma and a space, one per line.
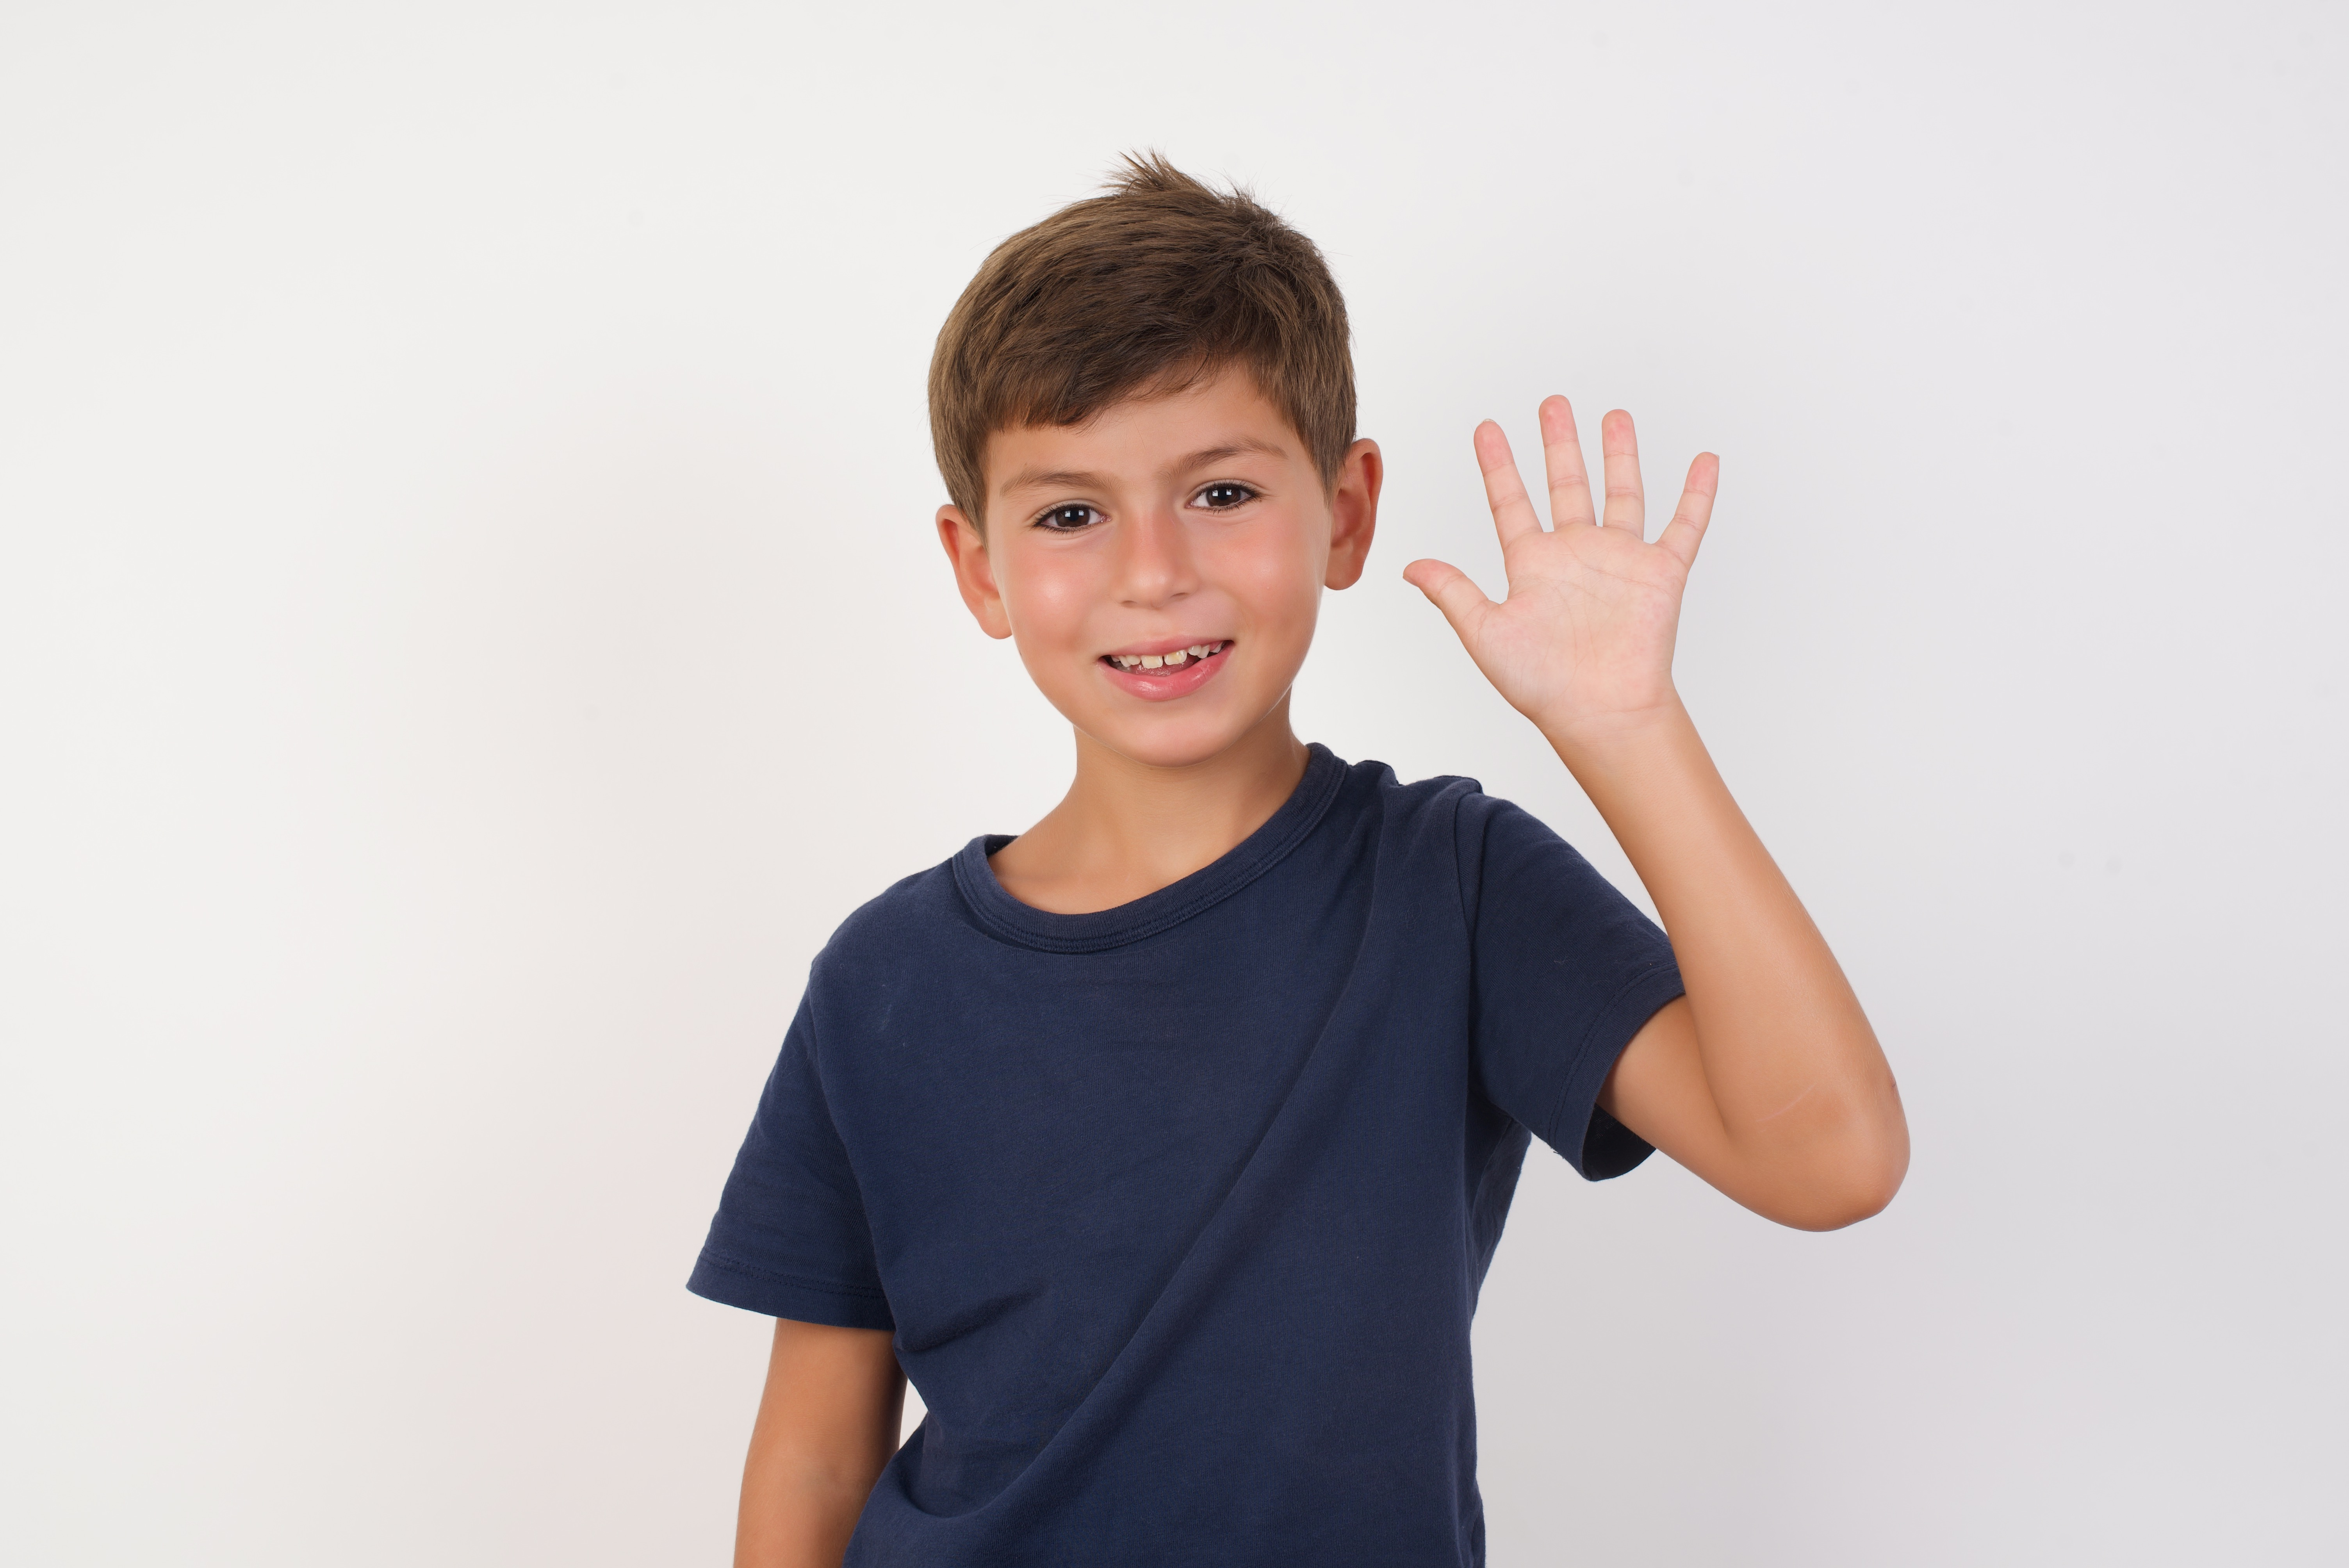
1404, 397, 1718, 743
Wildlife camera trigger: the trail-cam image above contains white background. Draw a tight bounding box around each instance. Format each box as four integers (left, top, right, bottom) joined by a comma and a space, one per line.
3, 2, 2342, 1563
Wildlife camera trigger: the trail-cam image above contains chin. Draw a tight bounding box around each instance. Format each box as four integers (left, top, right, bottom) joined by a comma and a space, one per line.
1079, 707, 1266, 772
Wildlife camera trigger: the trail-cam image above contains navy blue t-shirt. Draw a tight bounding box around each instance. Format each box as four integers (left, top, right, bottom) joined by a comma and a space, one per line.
689, 746, 1683, 1566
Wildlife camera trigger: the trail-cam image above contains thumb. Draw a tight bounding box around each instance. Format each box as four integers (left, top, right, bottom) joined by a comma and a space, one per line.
1402, 558, 1493, 643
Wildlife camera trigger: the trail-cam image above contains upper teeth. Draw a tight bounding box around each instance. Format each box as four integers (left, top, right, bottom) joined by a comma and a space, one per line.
1111, 642, 1224, 670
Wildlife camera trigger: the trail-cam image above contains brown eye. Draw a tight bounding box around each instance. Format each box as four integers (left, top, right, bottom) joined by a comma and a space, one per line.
1195, 483, 1255, 510
1036, 504, 1101, 532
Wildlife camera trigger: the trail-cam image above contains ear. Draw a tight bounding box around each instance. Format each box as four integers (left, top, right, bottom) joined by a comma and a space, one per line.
936, 505, 1014, 640
1323, 438, 1382, 590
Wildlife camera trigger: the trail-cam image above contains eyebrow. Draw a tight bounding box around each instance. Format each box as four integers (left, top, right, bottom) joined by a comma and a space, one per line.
996, 438, 1292, 498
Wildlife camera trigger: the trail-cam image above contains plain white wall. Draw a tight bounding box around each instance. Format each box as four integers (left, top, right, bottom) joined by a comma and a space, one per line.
3, 2, 2342, 1563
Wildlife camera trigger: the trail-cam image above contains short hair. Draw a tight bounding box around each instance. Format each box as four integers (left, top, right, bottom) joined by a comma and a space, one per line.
929, 153, 1355, 527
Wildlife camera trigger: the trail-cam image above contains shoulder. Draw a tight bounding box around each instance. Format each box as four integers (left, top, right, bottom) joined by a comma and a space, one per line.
1315, 753, 1529, 917
804, 850, 980, 994
1329, 751, 1521, 853
1333, 752, 1483, 821
1326, 755, 1589, 922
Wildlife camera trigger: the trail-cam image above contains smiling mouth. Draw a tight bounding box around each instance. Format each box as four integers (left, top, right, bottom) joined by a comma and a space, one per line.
1100, 640, 1229, 672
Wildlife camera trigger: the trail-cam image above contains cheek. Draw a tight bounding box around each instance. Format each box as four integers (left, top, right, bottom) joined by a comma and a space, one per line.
1217, 520, 1324, 631
998, 547, 1102, 647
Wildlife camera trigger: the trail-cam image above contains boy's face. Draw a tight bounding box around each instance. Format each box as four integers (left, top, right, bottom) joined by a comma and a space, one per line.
937, 370, 1380, 772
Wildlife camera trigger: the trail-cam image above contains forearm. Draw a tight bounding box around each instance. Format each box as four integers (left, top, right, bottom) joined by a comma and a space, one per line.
1407, 396, 1900, 1222
1549, 698, 1907, 1224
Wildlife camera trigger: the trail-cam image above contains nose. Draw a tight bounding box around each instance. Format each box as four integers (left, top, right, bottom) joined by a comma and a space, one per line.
1114, 503, 1199, 610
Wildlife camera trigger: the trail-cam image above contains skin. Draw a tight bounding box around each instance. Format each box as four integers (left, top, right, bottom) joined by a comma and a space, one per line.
734, 1319, 904, 1568
938, 372, 1382, 911
733, 369, 1908, 1564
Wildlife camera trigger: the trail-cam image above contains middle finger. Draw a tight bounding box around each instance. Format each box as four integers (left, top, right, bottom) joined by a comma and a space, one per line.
1600, 409, 1645, 536
1540, 395, 1598, 529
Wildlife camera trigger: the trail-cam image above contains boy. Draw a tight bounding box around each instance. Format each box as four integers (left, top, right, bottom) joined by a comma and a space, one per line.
689, 155, 1906, 1567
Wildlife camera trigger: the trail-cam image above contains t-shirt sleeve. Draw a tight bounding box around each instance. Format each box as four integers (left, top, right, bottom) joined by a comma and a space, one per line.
1457, 790, 1686, 1181
686, 994, 895, 1330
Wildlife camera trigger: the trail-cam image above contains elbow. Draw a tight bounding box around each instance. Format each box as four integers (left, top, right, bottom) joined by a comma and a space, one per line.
1703, 1057, 1914, 1231
1750, 1091, 1910, 1231
1782, 1122, 1910, 1231
1785, 1160, 1904, 1230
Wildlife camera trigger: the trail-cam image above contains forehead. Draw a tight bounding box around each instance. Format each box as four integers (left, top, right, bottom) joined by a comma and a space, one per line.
985, 370, 1303, 500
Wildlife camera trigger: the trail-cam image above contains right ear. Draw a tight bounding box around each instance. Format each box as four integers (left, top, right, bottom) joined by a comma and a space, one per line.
936, 505, 1014, 640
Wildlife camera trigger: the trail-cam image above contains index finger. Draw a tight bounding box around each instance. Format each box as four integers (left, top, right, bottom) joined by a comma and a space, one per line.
1474, 419, 1545, 547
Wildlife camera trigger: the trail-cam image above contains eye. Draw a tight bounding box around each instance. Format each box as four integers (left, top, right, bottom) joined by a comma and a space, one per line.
1033, 503, 1103, 533
1192, 482, 1257, 511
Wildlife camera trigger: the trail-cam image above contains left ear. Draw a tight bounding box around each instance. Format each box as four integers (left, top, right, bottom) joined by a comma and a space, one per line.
1323, 438, 1381, 590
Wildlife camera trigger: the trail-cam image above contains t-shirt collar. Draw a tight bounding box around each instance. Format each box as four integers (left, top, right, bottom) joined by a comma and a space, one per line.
950, 742, 1347, 954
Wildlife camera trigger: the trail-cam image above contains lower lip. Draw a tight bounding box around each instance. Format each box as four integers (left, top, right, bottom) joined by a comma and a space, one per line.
1099, 646, 1231, 702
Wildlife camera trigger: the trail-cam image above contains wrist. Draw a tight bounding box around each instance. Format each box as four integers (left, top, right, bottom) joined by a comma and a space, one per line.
1534, 690, 1693, 772
1538, 695, 1730, 864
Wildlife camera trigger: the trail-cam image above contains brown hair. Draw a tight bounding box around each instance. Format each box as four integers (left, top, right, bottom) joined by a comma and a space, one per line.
928, 153, 1355, 527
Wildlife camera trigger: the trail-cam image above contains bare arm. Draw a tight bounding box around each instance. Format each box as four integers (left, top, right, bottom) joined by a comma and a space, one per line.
1577, 715, 1904, 1230
736, 1319, 905, 1568
1406, 397, 1907, 1230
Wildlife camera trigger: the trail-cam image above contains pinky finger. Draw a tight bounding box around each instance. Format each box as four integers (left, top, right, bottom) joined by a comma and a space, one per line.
1656, 453, 1719, 571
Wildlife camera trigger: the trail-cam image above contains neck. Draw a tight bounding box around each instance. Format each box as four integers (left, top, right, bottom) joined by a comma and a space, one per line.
987, 700, 1311, 915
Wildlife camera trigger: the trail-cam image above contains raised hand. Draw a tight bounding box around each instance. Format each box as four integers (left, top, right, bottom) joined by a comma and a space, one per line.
1403, 397, 1717, 747
1406, 401, 1905, 1231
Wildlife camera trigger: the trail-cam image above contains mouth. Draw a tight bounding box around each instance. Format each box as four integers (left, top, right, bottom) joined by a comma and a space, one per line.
1097, 640, 1232, 701
1101, 640, 1228, 673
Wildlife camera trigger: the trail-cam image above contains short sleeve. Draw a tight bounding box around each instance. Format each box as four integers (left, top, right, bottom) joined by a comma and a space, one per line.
1458, 791, 1685, 1181
687, 995, 895, 1329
